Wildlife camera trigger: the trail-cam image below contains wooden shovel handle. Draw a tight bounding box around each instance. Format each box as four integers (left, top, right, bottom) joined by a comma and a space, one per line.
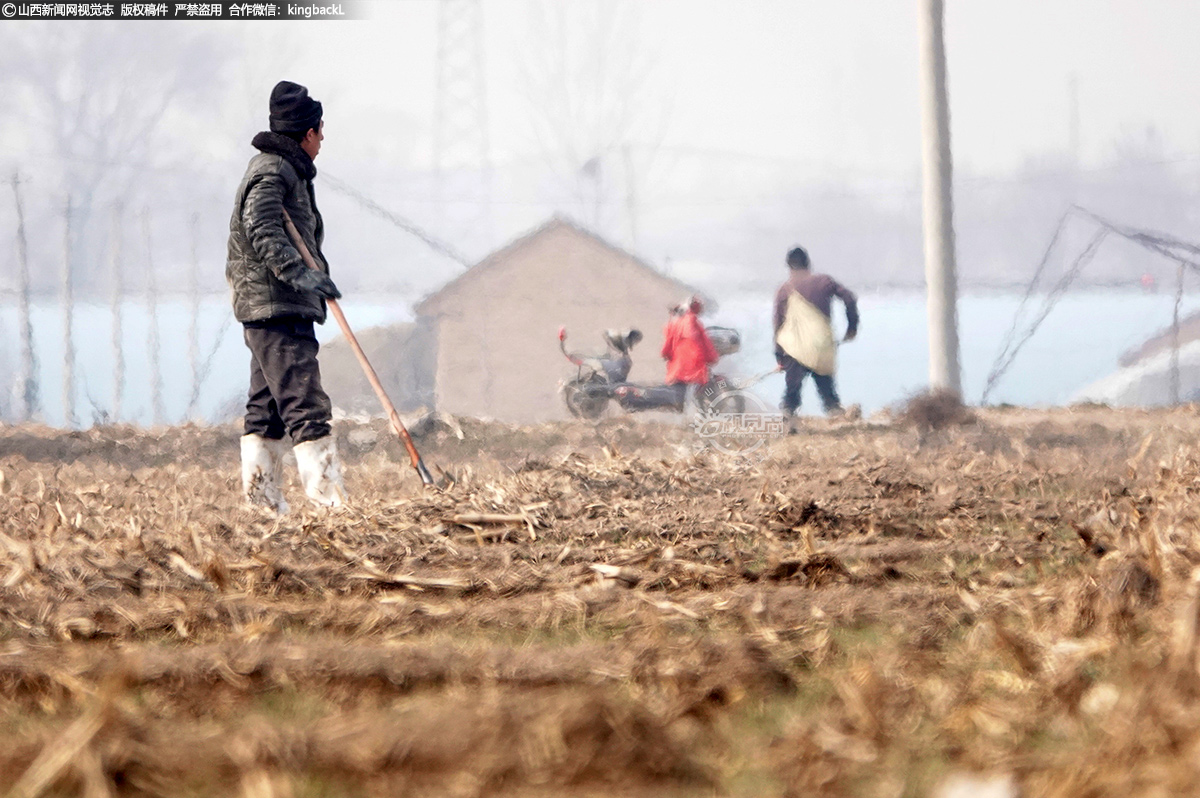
281, 211, 435, 485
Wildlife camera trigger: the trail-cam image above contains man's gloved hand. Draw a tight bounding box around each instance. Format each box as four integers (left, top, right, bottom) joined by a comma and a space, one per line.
290, 269, 342, 300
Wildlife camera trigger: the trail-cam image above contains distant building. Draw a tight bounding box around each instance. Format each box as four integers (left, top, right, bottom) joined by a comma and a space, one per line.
320, 322, 425, 419
325, 217, 702, 423
1073, 313, 1200, 406
1116, 309, 1200, 368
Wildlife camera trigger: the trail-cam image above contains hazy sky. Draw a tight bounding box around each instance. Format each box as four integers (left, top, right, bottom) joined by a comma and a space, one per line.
266, 0, 1200, 182
5, 0, 1199, 292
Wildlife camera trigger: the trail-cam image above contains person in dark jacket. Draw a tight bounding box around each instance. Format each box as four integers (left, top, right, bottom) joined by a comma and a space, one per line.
773, 246, 859, 417
227, 80, 345, 513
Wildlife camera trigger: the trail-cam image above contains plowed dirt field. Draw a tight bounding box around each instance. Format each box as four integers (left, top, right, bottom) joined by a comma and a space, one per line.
4, 406, 1200, 797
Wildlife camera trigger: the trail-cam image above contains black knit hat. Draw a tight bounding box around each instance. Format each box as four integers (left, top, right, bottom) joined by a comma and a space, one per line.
268, 80, 323, 134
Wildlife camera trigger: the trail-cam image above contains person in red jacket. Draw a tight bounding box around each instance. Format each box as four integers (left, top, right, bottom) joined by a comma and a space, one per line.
661, 296, 719, 394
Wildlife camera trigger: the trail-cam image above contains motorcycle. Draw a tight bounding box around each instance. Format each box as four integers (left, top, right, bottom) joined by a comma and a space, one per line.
557, 325, 744, 420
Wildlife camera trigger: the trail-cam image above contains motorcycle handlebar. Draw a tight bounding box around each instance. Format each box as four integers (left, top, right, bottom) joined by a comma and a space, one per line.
558, 327, 584, 366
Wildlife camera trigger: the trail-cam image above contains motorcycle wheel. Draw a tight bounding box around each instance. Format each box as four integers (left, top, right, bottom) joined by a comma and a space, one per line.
563, 381, 609, 420
698, 376, 747, 414
707, 391, 746, 414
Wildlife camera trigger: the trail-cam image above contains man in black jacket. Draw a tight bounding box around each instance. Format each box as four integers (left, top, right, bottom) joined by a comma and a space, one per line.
227, 80, 345, 513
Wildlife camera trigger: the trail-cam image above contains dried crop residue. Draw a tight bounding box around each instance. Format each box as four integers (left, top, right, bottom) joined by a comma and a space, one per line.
898, 387, 976, 431
3, 406, 1200, 796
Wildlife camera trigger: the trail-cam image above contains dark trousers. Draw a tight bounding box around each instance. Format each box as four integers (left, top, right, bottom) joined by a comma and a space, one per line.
776, 347, 841, 414
243, 318, 332, 444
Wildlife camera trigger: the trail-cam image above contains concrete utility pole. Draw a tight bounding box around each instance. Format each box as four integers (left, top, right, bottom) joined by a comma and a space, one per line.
917, 0, 961, 395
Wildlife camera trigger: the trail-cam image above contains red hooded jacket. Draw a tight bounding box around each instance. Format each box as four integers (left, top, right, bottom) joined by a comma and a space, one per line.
661, 310, 719, 385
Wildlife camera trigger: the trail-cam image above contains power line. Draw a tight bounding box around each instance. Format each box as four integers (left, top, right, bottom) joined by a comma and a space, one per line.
321, 172, 470, 267
980, 205, 1200, 404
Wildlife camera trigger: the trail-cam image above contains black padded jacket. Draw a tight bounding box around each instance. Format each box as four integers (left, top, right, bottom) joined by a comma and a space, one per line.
225, 131, 329, 324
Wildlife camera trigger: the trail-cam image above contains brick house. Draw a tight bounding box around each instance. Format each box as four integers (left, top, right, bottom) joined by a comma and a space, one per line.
409, 216, 701, 422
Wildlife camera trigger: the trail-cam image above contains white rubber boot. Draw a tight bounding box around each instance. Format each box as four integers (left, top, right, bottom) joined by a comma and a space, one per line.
241, 434, 290, 514
293, 435, 346, 508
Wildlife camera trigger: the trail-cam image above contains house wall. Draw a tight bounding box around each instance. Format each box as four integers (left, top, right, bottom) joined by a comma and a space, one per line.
322, 318, 439, 417
423, 224, 690, 422
409, 316, 438, 409
322, 323, 418, 417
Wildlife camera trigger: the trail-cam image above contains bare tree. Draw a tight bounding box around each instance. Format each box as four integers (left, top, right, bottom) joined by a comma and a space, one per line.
188, 213, 201, 421
0, 23, 229, 294
110, 203, 125, 422
10, 172, 38, 421
61, 196, 75, 428
142, 208, 164, 426
519, 0, 671, 238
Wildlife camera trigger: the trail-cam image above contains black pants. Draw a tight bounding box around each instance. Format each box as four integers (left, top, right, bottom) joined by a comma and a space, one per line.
776, 347, 841, 414
243, 318, 332, 444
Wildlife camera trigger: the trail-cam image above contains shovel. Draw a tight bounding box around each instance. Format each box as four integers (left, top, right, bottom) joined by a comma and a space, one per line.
282, 210, 436, 486
735, 365, 784, 391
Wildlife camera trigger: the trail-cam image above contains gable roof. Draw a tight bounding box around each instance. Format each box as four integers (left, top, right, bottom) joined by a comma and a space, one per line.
414, 215, 704, 317
1119, 309, 1200, 368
